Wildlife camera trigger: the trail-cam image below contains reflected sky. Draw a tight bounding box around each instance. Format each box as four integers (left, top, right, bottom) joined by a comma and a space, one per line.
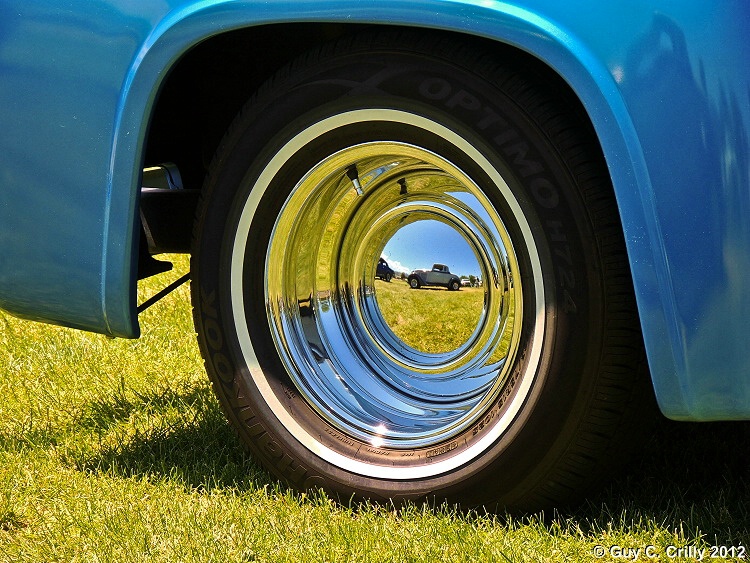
381, 219, 482, 278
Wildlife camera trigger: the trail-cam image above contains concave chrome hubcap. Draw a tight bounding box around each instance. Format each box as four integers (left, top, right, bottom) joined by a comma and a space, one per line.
265, 140, 524, 450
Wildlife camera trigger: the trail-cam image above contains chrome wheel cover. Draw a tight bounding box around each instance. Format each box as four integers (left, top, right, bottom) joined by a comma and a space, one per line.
231, 110, 545, 479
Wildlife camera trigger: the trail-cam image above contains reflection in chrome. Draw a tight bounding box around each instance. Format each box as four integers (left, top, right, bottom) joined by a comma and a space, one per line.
265, 142, 523, 450
376, 220, 484, 353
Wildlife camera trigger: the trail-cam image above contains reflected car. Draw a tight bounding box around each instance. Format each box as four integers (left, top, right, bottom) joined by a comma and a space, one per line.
375, 258, 395, 282
1, 1, 749, 512
408, 263, 461, 291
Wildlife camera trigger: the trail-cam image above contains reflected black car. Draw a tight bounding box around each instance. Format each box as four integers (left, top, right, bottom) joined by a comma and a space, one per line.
376, 258, 394, 282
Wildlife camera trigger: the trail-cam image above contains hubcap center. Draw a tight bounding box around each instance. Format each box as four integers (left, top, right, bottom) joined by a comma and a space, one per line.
375, 219, 484, 354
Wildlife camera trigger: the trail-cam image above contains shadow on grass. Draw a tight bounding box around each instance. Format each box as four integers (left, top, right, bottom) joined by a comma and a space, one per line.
570, 419, 750, 542
76, 383, 227, 434
65, 383, 750, 540
62, 384, 275, 492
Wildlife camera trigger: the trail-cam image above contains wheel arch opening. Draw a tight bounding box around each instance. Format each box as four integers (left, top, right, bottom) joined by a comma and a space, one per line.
143, 23, 609, 187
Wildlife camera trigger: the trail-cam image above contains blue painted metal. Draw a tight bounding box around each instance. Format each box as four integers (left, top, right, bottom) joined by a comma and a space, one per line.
0, 1, 748, 419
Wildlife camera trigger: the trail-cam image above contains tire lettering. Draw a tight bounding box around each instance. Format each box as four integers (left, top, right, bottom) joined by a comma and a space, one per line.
426, 441, 458, 459
446, 89, 481, 111
557, 268, 576, 291
324, 426, 356, 447
477, 106, 507, 130
417, 77, 565, 214
248, 422, 317, 486
546, 220, 567, 242
225, 384, 253, 415
503, 142, 544, 178
200, 286, 243, 394
554, 244, 573, 265
204, 318, 223, 350
546, 222, 578, 299
562, 289, 578, 314
530, 177, 560, 209
211, 352, 233, 384
492, 128, 518, 147
200, 288, 218, 319
418, 77, 452, 100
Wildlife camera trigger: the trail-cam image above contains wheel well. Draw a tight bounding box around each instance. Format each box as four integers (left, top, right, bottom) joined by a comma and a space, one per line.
143, 23, 360, 191
141, 23, 607, 246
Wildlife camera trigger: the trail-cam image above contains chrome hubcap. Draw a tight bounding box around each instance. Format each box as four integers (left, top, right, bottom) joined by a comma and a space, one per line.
265, 140, 523, 449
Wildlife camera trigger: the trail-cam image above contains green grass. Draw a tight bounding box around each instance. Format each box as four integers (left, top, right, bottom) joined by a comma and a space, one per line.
1, 254, 749, 561
375, 280, 485, 353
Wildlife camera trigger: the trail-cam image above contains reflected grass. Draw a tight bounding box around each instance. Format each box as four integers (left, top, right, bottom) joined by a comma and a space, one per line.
374, 279, 484, 353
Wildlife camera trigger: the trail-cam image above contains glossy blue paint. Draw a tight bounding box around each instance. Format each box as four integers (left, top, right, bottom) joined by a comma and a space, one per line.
0, 1, 748, 419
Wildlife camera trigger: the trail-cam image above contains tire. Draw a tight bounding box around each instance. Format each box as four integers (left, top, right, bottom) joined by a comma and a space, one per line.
385, 273, 392, 283
449, 279, 460, 291
192, 32, 648, 511
408, 277, 421, 289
